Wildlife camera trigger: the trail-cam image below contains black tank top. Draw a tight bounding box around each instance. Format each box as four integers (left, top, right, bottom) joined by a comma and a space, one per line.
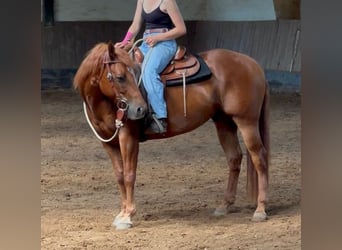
142, 1, 174, 30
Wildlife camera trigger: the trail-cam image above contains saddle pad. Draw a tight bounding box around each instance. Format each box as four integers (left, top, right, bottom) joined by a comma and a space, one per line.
165, 55, 212, 87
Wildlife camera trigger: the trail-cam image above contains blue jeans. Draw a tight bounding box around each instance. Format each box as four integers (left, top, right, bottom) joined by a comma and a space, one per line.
139, 32, 177, 119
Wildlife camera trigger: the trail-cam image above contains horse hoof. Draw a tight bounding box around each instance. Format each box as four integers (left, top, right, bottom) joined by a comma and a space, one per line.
115, 222, 133, 230
114, 216, 133, 230
213, 208, 227, 217
252, 211, 267, 222
112, 217, 121, 227
112, 213, 125, 227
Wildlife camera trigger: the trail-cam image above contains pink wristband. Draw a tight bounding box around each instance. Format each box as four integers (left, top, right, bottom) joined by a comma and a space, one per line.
122, 31, 133, 43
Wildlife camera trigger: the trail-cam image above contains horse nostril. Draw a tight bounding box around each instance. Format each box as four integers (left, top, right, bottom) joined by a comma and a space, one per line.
137, 106, 146, 116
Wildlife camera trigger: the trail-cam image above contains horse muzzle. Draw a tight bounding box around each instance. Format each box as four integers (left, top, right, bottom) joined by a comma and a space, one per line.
127, 103, 147, 120
117, 98, 146, 120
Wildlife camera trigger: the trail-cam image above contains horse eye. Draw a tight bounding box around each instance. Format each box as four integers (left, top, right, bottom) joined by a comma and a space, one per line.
115, 75, 125, 84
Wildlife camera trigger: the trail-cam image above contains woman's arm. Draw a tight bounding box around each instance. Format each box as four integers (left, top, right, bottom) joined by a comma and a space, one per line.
115, 0, 144, 48
128, 0, 144, 38
145, 0, 186, 47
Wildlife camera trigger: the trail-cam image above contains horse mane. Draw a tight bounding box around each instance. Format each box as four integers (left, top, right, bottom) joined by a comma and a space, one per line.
73, 42, 134, 91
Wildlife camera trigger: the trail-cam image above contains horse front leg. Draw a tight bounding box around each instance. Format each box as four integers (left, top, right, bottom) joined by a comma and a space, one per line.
114, 130, 140, 229
102, 143, 128, 227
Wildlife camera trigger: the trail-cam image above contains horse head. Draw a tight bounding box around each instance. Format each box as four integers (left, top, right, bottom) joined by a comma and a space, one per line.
95, 41, 147, 120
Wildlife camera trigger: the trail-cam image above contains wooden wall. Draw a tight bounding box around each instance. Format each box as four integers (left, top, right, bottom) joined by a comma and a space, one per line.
52, 0, 276, 21
41, 20, 301, 89
42, 20, 300, 71
188, 20, 301, 72
42, 21, 132, 69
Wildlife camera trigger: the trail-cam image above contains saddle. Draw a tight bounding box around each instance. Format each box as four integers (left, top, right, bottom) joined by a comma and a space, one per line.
134, 45, 201, 84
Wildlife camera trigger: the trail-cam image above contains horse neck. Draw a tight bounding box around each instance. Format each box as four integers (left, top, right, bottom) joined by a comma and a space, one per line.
83, 82, 119, 124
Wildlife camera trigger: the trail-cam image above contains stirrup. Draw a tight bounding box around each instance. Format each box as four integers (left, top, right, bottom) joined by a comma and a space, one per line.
145, 115, 167, 134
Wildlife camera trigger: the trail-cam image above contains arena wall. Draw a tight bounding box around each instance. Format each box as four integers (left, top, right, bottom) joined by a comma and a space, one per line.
41, 0, 300, 91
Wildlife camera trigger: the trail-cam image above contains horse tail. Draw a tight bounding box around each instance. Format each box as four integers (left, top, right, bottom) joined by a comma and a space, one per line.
247, 81, 270, 203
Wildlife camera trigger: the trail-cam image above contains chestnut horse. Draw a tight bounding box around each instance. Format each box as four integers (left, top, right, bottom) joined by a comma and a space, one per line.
73, 42, 269, 230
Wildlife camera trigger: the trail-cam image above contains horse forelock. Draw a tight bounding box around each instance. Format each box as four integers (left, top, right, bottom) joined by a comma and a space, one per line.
73, 43, 134, 91
112, 46, 135, 68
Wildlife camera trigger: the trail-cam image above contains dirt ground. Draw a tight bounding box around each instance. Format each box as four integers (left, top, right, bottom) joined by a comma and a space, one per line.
41, 89, 301, 250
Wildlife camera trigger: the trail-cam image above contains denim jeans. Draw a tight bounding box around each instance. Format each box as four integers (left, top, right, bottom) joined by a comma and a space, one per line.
139, 32, 177, 119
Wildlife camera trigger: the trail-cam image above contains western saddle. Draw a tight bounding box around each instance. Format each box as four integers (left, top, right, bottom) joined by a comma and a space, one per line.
133, 45, 200, 84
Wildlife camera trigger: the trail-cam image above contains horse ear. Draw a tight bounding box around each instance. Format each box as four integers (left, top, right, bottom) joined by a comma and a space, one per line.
108, 41, 116, 60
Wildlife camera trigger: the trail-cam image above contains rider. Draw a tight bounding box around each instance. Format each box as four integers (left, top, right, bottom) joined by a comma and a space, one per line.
115, 0, 187, 133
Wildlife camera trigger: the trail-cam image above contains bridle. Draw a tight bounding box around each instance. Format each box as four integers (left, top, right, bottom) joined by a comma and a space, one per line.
83, 52, 135, 143
103, 52, 132, 111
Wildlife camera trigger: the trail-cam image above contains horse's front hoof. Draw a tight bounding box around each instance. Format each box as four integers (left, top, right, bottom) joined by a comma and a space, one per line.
213, 208, 227, 217
113, 216, 133, 230
112, 217, 121, 227
252, 211, 267, 222
115, 222, 133, 230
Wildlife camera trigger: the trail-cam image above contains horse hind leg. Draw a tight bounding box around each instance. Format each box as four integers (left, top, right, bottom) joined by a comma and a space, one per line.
234, 119, 268, 221
212, 115, 243, 216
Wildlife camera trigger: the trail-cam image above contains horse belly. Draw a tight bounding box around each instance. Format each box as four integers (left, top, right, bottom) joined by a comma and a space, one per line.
165, 84, 215, 135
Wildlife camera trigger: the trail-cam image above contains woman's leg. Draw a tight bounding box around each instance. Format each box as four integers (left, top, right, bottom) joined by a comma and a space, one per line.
141, 39, 177, 119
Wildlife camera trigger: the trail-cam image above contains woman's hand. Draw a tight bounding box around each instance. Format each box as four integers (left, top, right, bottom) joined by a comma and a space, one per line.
144, 35, 160, 47
115, 40, 133, 50
114, 41, 126, 48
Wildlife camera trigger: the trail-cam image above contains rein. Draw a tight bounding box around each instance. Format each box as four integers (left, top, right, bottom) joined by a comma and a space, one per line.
128, 38, 151, 87
83, 99, 128, 143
